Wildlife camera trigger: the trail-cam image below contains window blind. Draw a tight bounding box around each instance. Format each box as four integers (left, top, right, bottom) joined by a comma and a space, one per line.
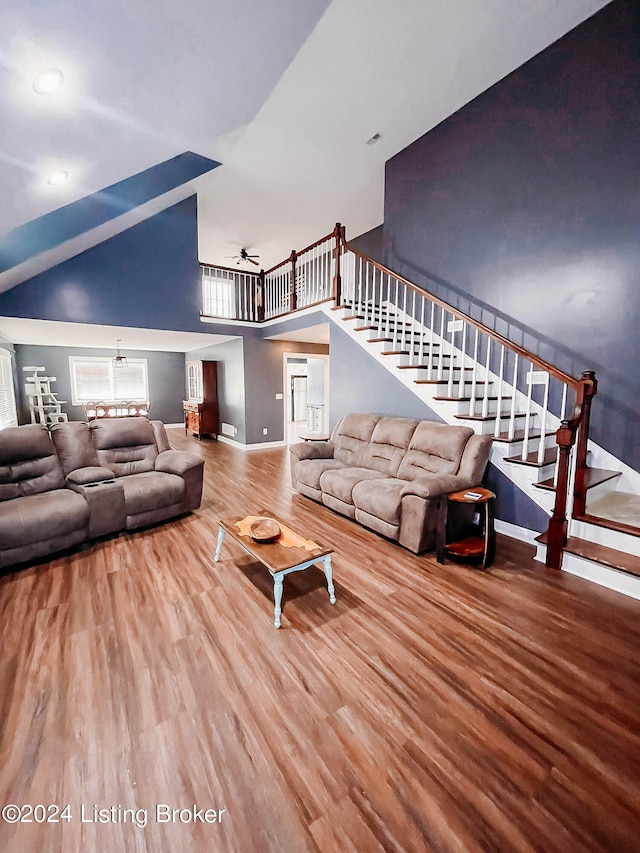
69, 357, 148, 404
0, 350, 18, 430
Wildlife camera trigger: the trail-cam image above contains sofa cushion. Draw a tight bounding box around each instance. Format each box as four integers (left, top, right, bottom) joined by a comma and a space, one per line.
397, 421, 474, 480
90, 418, 158, 477
332, 414, 380, 465
66, 466, 115, 486
50, 421, 99, 476
0, 490, 88, 549
295, 458, 345, 491
319, 466, 387, 506
0, 424, 64, 502
119, 471, 185, 516
360, 417, 418, 476
352, 477, 406, 526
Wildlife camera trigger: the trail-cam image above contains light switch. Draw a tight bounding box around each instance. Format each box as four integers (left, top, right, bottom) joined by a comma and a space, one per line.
276, 393, 283, 400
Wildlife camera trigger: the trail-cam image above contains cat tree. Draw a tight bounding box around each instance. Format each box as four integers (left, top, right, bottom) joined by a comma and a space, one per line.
23, 366, 68, 425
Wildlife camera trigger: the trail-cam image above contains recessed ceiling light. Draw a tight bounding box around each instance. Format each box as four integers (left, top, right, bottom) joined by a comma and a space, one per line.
46, 170, 69, 186
33, 68, 64, 95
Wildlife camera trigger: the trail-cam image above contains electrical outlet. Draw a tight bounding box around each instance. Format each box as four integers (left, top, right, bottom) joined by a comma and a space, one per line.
263, 428, 268, 435
275, 393, 283, 400
473, 511, 480, 525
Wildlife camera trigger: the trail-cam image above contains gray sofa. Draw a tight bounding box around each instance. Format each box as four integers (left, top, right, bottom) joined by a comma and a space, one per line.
0, 418, 204, 569
290, 413, 492, 553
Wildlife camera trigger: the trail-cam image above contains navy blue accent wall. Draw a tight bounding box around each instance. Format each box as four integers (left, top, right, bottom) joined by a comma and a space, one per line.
383, 0, 640, 473
0, 153, 219, 273
349, 225, 384, 264
0, 196, 204, 333
14, 344, 185, 426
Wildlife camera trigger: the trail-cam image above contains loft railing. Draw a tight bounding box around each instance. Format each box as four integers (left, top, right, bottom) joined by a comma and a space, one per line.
200, 223, 595, 568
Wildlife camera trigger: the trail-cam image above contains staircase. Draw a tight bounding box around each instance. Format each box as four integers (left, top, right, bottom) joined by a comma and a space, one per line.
200, 224, 640, 600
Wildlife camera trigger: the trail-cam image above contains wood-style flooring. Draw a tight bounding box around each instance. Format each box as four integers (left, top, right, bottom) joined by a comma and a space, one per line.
1, 430, 639, 852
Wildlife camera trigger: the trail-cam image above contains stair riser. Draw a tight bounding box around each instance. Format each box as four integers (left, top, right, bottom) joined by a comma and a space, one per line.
570, 519, 640, 558
585, 480, 621, 509
561, 552, 640, 601
504, 460, 557, 484
435, 399, 511, 417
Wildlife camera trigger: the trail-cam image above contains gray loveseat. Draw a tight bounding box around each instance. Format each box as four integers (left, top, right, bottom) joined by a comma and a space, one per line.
0, 418, 204, 569
290, 413, 492, 554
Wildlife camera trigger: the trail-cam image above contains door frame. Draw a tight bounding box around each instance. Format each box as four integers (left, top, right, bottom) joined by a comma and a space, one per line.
282, 352, 330, 443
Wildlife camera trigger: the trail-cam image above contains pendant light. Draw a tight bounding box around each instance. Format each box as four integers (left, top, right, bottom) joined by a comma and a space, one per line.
113, 339, 128, 368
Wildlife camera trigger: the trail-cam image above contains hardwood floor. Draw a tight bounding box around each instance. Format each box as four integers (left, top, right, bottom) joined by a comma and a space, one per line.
1, 429, 640, 852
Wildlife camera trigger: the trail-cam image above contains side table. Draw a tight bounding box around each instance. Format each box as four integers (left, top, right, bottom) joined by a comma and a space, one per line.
436, 487, 496, 570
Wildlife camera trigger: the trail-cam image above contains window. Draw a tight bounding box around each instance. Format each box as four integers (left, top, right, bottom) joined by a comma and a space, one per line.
69, 356, 149, 404
0, 350, 18, 430
202, 270, 236, 319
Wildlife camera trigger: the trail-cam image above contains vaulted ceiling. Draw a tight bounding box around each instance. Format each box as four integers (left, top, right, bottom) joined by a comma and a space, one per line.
1, 0, 610, 280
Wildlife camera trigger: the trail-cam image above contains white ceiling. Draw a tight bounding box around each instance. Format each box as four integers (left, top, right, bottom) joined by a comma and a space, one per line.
0, 317, 235, 352
1, 0, 610, 291
265, 323, 330, 345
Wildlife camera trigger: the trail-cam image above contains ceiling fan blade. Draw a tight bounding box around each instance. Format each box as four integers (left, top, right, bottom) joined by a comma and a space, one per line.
247, 257, 260, 265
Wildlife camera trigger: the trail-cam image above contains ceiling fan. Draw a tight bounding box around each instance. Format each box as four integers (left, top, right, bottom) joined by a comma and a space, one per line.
225, 248, 260, 266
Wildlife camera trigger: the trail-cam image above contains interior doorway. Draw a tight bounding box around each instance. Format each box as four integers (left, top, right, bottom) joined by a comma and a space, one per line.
283, 353, 330, 445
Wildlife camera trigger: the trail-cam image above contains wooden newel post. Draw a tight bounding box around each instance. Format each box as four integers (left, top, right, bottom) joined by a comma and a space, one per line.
257, 270, 265, 323
545, 370, 596, 569
546, 420, 576, 569
289, 250, 297, 313
332, 222, 343, 306
572, 370, 598, 517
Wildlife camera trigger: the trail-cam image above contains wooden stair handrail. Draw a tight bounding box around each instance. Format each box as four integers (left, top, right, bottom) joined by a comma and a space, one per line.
545, 370, 597, 569
342, 233, 579, 391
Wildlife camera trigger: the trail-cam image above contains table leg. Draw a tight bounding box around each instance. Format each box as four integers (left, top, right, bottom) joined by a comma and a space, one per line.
213, 526, 225, 562
273, 573, 284, 629
322, 555, 336, 604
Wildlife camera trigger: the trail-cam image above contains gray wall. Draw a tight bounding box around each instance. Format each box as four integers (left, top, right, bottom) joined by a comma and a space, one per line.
329, 323, 440, 429
14, 344, 185, 425
186, 338, 246, 444
244, 338, 329, 444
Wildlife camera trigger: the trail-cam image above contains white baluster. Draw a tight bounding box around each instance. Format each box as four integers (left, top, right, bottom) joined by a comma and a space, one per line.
427, 301, 435, 379
494, 344, 505, 438
458, 322, 467, 399
537, 373, 550, 466
482, 337, 491, 419
508, 354, 519, 441
468, 327, 479, 416
522, 364, 535, 461
418, 295, 426, 365
437, 308, 445, 381
447, 313, 456, 398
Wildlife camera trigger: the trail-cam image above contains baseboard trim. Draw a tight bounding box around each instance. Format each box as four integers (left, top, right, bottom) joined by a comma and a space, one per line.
164, 423, 184, 430
494, 519, 542, 545
217, 434, 287, 451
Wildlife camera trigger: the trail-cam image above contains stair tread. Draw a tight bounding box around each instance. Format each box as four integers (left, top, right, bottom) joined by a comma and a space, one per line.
384, 350, 453, 357
506, 447, 557, 467
577, 491, 640, 538
535, 468, 624, 494
453, 412, 526, 422
432, 395, 512, 403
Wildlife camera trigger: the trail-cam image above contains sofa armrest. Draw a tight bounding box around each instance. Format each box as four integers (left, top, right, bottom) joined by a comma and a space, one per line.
155, 450, 203, 476
66, 466, 115, 486
400, 474, 471, 500
155, 450, 204, 512
289, 441, 334, 464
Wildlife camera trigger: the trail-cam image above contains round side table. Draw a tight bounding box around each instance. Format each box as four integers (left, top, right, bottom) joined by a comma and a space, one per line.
436, 487, 496, 570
